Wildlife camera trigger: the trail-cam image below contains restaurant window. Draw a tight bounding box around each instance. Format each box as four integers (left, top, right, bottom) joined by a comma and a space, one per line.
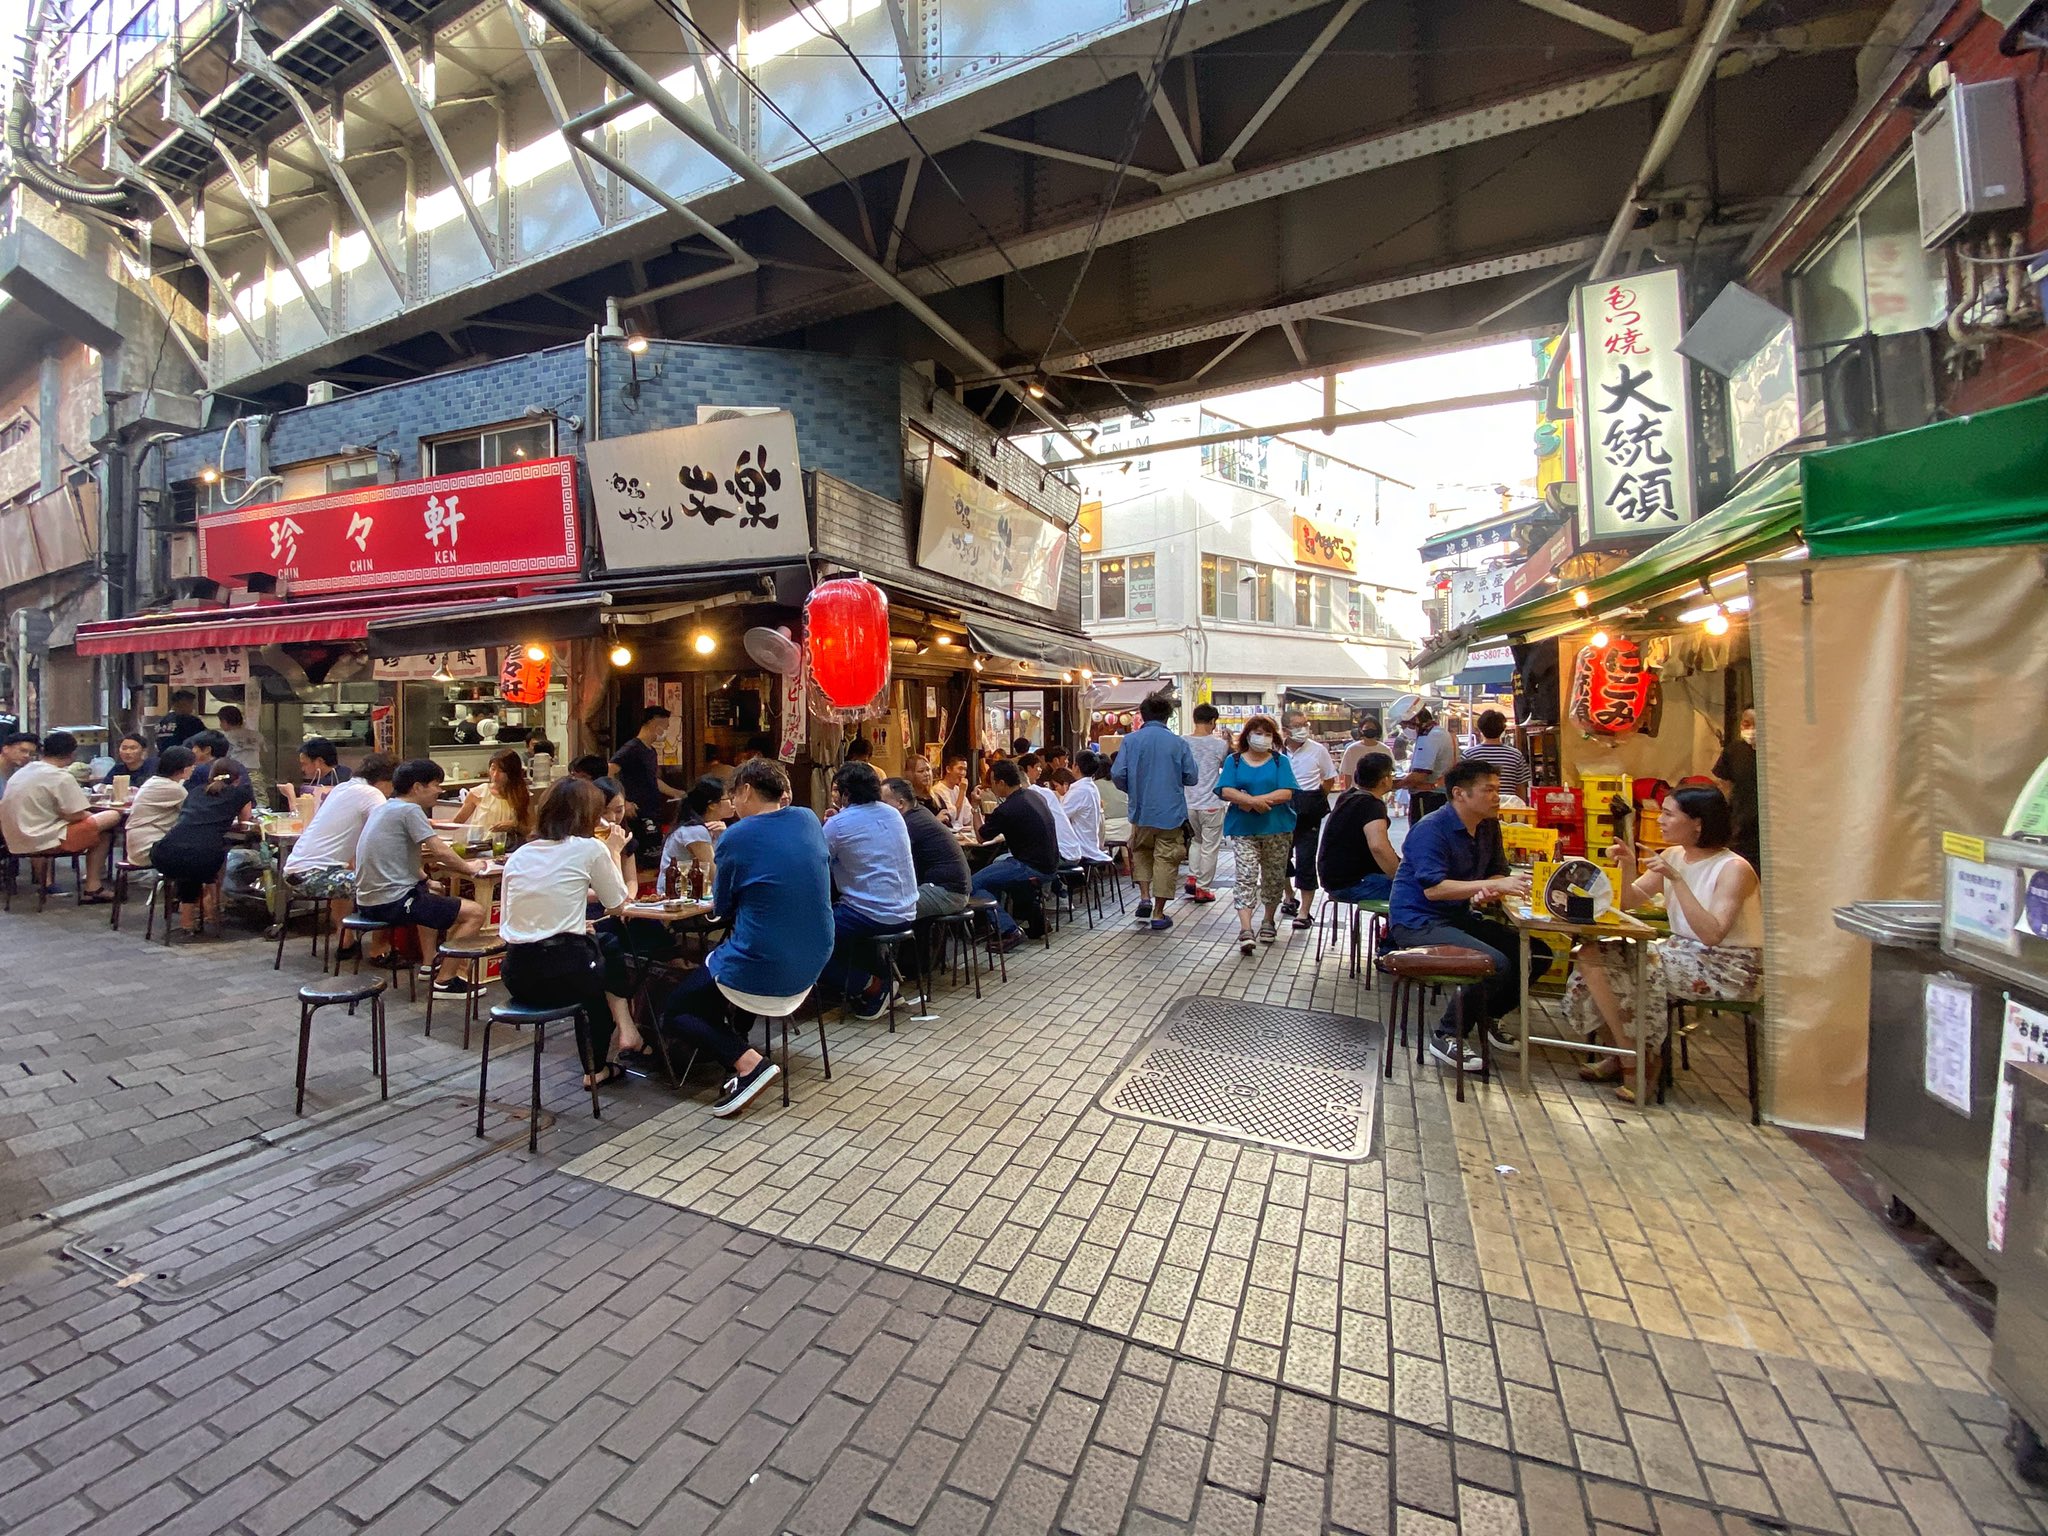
1080, 561, 1095, 623
425, 420, 554, 476
1127, 554, 1155, 620
1311, 575, 1334, 631
324, 455, 381, 493
1292, 571, 1312, 627
1097, 557, 1128, 620
0, 413, 30, 452
1789, 159, 1946, 344
1213, 691, 1263, 708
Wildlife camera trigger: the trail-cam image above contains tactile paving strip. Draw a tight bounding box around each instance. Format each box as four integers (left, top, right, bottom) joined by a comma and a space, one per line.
1097, 995, 1382, 1161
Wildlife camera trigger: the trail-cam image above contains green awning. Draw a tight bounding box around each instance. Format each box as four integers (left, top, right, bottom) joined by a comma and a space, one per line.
1460, 458, 1805, 644
1803, 394, 2048, 559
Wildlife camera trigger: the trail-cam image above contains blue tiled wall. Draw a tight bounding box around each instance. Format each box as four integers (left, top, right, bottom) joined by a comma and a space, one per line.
594, 341, 904, 504
163, 347, 588, 484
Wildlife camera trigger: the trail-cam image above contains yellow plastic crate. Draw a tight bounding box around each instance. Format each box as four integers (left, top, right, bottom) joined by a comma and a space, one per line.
1580, 774, 1631, 812
1497, 805, 1538, 826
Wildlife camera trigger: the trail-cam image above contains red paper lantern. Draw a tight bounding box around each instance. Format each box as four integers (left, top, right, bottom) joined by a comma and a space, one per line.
805, 577, 890, 715
500, 646, 552, 706
1568, 635, 1654, 736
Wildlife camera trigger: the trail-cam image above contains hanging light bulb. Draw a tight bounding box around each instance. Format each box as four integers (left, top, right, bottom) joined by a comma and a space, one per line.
199, 466, 219, 484
1589, 629, 1611, 650
1079, 667, 1093, 681
524, 643, 547, 662
1572, 588, 1590, 608
609, 641, 633, 667
1060, 671, 1074, 683
971, 657, 984, 673
692, 631, 717, 656
431, 660, 452, 683
1704, 610, 1730, 637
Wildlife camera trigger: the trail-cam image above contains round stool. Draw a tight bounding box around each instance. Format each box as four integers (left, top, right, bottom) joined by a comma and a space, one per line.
110, 859, 159, 936
479, 1001, 602, 1153
273, 881, 335, 969
965, 894, 1008, 984
865, 929, 926, 1030
342, 915, 416, 1001
428, 937, 508, 1046
295, 973, 389, 1115
1380, 945, 1498, 1104
925, 906, 983, 1000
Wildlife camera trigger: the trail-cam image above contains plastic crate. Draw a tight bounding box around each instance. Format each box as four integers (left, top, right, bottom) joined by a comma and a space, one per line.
1531, 785, 1581, 824
1498, 805, 1538, 826
1580, 774, 1631, 814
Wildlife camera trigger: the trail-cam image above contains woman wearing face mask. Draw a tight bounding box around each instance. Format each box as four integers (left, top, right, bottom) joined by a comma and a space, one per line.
1710, 707, 1761, 873
1281, 711, 1339, 931
1216, 716, 1297, 955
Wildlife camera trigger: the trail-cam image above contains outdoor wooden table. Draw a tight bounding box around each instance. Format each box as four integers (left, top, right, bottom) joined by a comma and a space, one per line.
1505, 903, 1660, 1112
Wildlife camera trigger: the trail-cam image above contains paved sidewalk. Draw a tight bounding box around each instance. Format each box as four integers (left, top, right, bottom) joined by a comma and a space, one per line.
0, 887, 2040, 1534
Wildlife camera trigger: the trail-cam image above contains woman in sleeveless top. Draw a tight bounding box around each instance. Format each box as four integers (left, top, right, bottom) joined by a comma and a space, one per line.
1565, 784, 1764, 1102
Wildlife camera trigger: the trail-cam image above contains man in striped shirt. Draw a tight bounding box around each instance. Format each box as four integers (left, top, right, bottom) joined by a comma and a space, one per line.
1460, 708, 1531, 801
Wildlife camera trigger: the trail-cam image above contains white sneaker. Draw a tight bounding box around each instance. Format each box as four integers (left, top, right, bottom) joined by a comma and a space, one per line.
1428, 1033, 1485, 1072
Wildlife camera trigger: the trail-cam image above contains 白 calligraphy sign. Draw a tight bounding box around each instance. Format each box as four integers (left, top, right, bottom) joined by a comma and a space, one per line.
198, 459, 580, 595
586, 412, 810, 572
916, 457, 1068, 610
1573, 268, 1695, 548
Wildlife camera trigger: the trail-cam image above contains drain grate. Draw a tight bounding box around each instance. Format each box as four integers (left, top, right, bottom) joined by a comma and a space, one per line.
1097, 996, 1382, 1161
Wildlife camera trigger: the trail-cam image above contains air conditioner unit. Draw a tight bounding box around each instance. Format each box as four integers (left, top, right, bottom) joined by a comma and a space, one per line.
1913, 80, 2026, 247
305, 381, 344, 405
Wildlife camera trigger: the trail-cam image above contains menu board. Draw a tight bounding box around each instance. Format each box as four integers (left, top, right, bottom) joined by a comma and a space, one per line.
1988, 996, 2048, 1251
1947, 855, 2020, 955
1922, 977, 1974, 1116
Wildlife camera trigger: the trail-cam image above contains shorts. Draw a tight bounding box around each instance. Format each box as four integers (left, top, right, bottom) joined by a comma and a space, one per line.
59, 817, 107, 854
285, 865, 357, 899
357, 879, 462, 934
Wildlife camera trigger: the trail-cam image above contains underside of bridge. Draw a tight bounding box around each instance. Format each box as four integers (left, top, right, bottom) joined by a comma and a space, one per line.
43, 0, 1914, 427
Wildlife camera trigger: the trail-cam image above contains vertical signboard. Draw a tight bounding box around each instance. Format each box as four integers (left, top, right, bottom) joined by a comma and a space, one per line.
1573, 268, 1695, 549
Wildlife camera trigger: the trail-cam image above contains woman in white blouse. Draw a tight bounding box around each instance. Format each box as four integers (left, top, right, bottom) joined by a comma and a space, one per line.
124, 746, 195, 868
498, 777, 644, 1089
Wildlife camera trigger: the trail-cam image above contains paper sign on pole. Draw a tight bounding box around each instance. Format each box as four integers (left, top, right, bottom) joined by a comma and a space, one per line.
778, 660, 808, 764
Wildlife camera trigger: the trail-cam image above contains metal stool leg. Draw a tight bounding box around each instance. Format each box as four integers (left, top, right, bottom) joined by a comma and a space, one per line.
374, 994, 389, 1101
476, 1008, 494, 1139
528, 1016, 546, 1154
295, 999, 315, 1115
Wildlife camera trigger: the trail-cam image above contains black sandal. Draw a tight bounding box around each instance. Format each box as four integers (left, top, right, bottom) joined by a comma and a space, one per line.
78, 890, 113, 905
583, 1061, 629, 1090
614, 1048, 659, 1075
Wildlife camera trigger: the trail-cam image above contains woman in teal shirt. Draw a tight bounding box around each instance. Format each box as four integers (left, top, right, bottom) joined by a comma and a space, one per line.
1217, 715, 1297, 955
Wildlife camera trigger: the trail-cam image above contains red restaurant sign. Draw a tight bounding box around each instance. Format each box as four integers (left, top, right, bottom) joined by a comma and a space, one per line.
198, 458, 581, 597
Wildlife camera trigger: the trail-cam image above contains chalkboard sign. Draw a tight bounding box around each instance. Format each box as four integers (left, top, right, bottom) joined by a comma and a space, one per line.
707, 694, 736, 726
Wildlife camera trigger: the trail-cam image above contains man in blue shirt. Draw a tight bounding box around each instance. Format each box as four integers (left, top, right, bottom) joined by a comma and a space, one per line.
659, 757, 833, 1117
821, 761, 919, 1018
1388, 758, 1532, 1072
1111, 691, 1198, 930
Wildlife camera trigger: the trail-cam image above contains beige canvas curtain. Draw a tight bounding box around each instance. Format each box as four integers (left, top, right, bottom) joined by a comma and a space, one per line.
1750, 544, 2048, 1134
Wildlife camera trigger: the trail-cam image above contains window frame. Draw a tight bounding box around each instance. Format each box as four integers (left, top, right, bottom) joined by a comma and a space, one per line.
424, 420, 556, 477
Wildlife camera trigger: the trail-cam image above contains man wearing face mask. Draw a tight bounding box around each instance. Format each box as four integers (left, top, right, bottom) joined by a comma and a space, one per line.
1711, 706, 1760, 873
1281, 711, 1338, 929
1397, 707, 1455, 821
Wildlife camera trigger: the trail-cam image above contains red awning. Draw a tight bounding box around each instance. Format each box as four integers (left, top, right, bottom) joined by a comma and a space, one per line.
72, 586, 534, 656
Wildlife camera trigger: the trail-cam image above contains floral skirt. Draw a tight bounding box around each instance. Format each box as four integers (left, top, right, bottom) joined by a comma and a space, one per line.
1563, 935, 1762, 1047
284, 864, 357, 899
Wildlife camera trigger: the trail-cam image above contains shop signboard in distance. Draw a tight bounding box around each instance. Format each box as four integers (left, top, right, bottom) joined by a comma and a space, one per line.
916, 457, 1069, 610
587, 413, 809, 572
198, 458, 580, 595
1572, 267, 1696, 550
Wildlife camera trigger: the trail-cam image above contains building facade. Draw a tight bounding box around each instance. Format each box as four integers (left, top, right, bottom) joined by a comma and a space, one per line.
1062, 406, 1424, 736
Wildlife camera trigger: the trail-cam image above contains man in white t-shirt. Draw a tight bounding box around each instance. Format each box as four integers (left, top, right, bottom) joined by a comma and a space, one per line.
1180, 703, 1229, 903
0, 731, 122, 901
1022, 754, 1096, 867
284, 753, 395, 952
1282, 711, 1339, 927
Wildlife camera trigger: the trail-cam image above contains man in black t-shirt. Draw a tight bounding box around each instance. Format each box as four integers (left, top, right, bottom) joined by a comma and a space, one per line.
881, 776, 972, 917
969, 760, 1057, 945
1318, 753, 1401, 902
610, 706, 681, 859
154, 690, 206, 755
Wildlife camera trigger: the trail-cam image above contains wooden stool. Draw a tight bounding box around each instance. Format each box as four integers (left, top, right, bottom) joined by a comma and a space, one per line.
478, 1001, 602, 1153
427, 938, 507, 1046
1381, 945, 1498, 1104
343, 915, 416, 1001
1664, 995, 1765, 1123
294, 973, 389, 1115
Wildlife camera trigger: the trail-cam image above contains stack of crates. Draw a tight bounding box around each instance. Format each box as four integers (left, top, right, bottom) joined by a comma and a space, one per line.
1581, 773, 1632, 855
1529, 784, 1583, 855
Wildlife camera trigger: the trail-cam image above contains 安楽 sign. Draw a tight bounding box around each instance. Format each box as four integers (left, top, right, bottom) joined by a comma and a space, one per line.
586, 413, 810, 572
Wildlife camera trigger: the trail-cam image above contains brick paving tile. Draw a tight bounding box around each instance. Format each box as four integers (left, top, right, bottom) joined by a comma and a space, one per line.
0, 898, 2041, 1536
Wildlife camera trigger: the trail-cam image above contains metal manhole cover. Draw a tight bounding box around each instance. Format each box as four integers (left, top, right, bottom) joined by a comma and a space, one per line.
1096, 996, 1382, 1161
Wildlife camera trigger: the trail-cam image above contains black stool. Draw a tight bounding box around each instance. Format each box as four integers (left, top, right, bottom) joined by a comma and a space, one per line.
344, 915, 416, 1001
1381, 945, 1497, 1105
866, 929, 926, 1031
1664, 995, 1765, 1123
274, 882, 335, 969
428, 938, 507, 1046
294, 973, 388, 1115
478, 1001, 603, 1154
1051, 863, 1091, 932
965, 894, 1009, 984
2, 848, 78, 913
112, 859, 158, 934
925, 905, 984, 1000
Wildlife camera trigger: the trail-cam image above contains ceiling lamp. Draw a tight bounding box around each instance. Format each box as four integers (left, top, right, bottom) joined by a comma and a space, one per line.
199, 466, 219, 484
1704, 611, 1731, 637
624, 333, 649, 355
1589, 629, 1611, 650
971, 657, 984, 673
608, 641, 633, 667
524, 643, 548, 662
1572, 588, 1590, 609
692, 631, 717, 656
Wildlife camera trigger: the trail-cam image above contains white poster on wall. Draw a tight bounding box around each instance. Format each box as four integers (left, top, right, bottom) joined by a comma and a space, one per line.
587, 412, 809, 572
1574, 267, 1696, 547
916, 456, 1068, 610
1987, 996, 2048, 1251
1922, 977, 1975, 1116
168, 649, 248, 687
